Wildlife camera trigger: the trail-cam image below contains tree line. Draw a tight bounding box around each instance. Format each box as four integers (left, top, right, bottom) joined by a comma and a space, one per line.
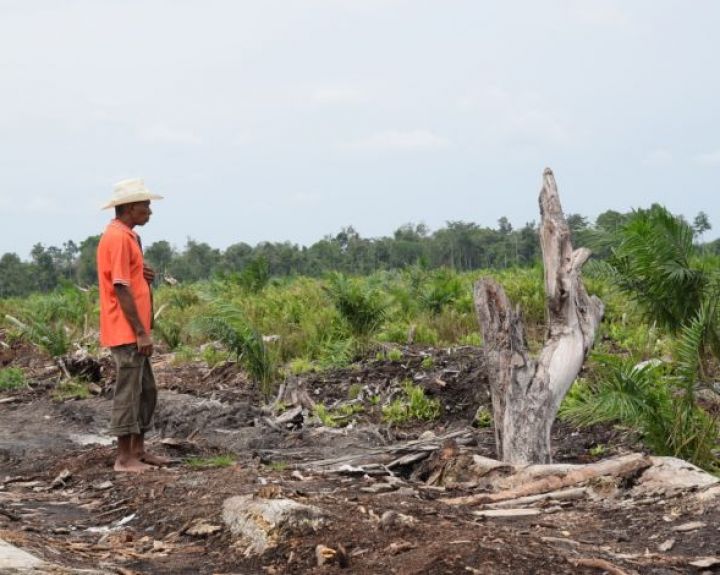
0, 208, 714, 298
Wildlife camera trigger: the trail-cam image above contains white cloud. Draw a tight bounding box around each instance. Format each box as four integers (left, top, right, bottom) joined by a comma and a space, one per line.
695, 150, 720, 166
567, 0, 630, 29
459, 86, 572, 147
26, 196, 58, 214
643, 149, 673, 166
290, 191, 322, 205
139, 125, 203, 146
349, 130, 450, 151
311, 86, 365, 105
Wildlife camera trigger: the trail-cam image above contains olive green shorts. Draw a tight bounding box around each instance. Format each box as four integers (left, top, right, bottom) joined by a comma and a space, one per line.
109, 344, 157, 436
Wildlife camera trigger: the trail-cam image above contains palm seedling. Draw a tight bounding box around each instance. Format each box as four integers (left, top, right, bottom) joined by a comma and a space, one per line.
323, 272, 387, 339
194, 301, 277, 395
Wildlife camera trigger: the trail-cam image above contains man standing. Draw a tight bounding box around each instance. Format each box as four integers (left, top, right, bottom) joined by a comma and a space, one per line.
97, 179, 169, 473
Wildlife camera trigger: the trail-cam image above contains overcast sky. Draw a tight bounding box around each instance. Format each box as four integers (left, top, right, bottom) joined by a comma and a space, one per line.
1, 0, 719, 257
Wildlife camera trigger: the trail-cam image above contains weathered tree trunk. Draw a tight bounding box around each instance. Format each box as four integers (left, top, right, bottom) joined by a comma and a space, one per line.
475, 168, 604, 464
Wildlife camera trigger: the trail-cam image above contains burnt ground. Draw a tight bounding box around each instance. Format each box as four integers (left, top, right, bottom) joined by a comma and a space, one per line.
1, 340, 719, 575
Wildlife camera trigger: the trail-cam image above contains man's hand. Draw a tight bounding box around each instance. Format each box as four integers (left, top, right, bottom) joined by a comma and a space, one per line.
136, 332, 154, 357
143, 265, 155, 283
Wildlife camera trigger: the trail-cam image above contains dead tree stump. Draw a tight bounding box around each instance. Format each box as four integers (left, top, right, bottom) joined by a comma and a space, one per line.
474, 168, 604, 464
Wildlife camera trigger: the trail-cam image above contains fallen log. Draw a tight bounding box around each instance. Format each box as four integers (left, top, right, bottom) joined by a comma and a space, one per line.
441, 453, 651, 506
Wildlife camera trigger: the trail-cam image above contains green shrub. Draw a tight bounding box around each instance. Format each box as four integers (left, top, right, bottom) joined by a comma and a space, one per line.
5, 286, 97, 358
387, 348, 403, 362
52, 379, 91, 401
195, 302, 277, 395
287, 357, 317, 375
172, 345, 197, 364
317, 337, 355, 370
0, 367, 26, 391
420, 269, 464, 314
348, 383, 363, 400
382, 381, 441, 424
473, 405, 493, 428
458, 332, 482, 346
560, 354, 718, 470
313, 403, 364, 427
154, 317, 184, 350
202, 344, 227, 368
324, 273, 386, 338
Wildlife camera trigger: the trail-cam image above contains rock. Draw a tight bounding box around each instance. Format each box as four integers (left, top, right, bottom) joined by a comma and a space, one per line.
50, 468, 72, 489
223, 495, 326, 555
473, 508, 542, 518
316, 544, 336, 566
0, 538, 45, 569
92, 480, 113, 491
88, 382, 103, 395
658, 539, 675, 552
380, 510, 418, 529
671, 521, 706, 532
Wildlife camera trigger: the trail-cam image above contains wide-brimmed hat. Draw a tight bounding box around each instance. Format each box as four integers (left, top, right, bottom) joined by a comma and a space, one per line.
101, 178, 164, 210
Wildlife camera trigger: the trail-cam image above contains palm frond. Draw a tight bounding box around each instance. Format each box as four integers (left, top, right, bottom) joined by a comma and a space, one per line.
193, 302, 276, 394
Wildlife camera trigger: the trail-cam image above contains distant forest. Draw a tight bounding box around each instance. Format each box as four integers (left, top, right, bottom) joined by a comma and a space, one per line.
0, 208, 716, 298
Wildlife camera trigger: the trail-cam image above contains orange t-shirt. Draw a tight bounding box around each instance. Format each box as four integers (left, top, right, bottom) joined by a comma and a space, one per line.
97, 220, 152, 347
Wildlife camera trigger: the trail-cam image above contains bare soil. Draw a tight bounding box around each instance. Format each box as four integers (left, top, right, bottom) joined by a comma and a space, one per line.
1, 341, 718, 574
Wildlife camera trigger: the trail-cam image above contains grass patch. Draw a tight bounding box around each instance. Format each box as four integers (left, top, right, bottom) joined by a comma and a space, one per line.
52, 379, 91, 401
0, 367, 26, 391
382, 381, 441, 424
386, 348, 403, 362
287, 357, 317, 375
473, 405, 493, 428
314, 402, 364, 427
0, 367, 27, 391
186, 454, 236, 469
265, 461, 288, 472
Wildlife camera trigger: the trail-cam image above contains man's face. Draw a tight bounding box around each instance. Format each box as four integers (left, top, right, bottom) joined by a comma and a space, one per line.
129, 201, 152, 226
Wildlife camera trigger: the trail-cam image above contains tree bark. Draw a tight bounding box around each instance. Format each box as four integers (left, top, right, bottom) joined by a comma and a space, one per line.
475, 168, 604, 464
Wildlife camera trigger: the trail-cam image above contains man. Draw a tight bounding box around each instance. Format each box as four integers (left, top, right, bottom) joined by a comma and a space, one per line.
97, 178, 170, 473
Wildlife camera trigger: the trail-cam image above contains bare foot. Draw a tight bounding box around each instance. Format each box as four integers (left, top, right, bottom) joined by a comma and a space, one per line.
114, 457, 154, 473
139, 452, 172, 466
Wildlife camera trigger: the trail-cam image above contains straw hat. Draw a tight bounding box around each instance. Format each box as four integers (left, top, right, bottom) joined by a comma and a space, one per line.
101, 178, 164, 209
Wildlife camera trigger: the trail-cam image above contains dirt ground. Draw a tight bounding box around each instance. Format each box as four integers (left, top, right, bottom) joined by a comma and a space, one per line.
1, 339, 719, 574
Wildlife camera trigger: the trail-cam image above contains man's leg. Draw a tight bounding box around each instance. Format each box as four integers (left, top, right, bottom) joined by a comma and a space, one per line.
110, 345, 152, 473
132, 357, 170, 466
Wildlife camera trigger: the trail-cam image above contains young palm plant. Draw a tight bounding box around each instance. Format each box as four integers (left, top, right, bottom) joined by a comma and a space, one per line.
324, 272, 387, 339
568, 206, 720, 470
194, 301, 277, 395
608, 205, 709, 334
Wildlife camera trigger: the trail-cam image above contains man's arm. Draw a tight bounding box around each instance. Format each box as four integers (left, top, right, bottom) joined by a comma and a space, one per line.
114, 284, 153, 356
